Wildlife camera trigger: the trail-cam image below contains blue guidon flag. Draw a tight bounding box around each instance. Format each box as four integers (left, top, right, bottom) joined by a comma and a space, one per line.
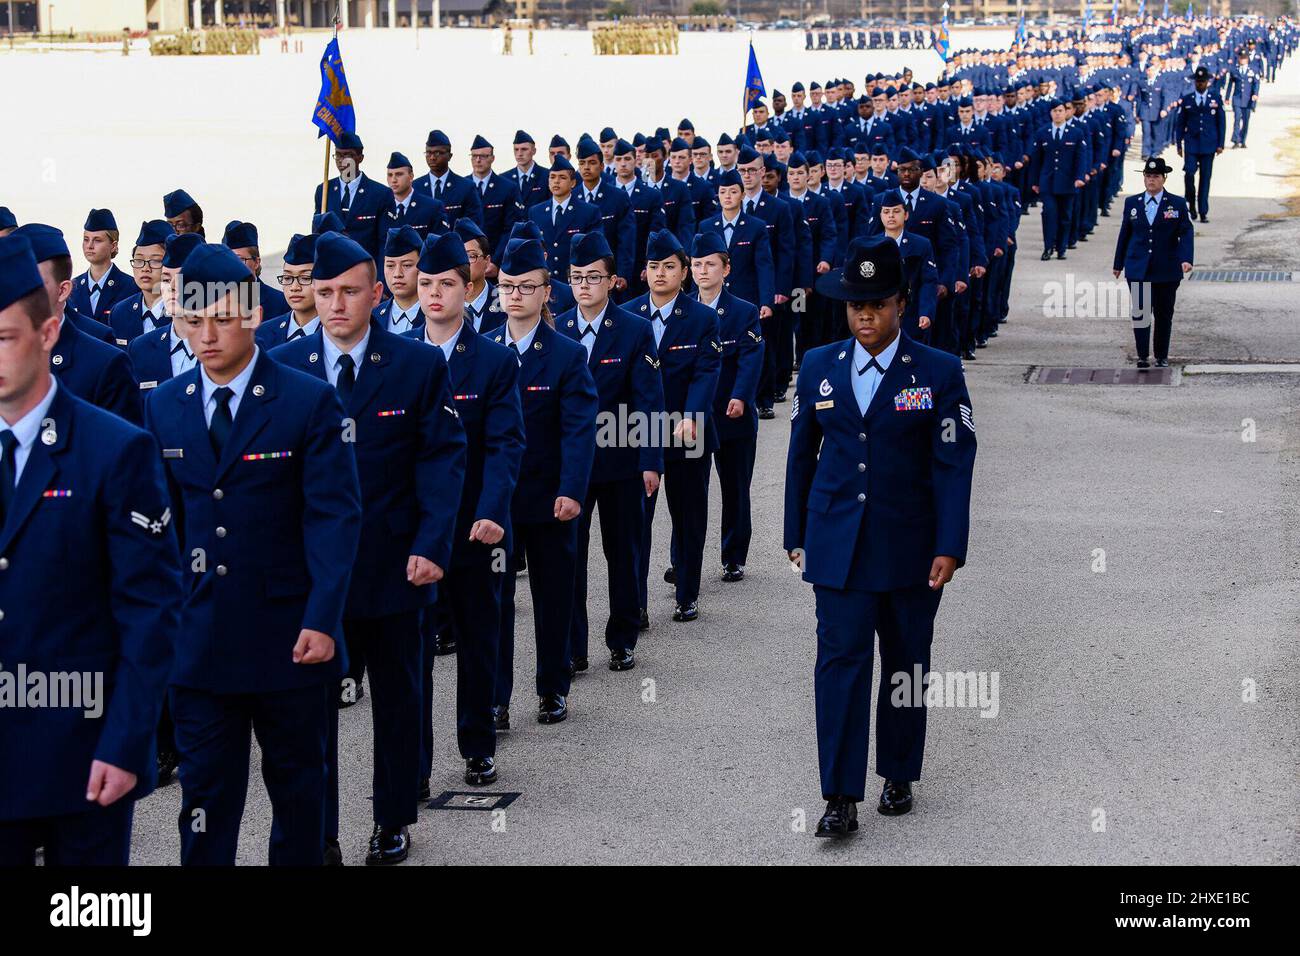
1015, 11, 1026, 47
312, 37, 356, 143
934, 15, 951, 63
743, 37, 766, 117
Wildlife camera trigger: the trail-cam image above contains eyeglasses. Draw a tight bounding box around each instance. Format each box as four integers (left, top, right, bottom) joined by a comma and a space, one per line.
497, 282, 544, 296
130, 258, 164, 269
235, 255, 257, 267
466, 252, 486, 263
568, 274, 609, 286
277, 274, 313, 286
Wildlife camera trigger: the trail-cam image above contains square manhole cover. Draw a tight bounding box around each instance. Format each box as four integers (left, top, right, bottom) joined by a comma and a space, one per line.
1030, 367, 1177, 385
426, 791, 520, 811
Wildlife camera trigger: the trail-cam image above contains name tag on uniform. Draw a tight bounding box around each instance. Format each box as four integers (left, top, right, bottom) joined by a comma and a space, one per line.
139, 381, 159, 390
242, 450, 293, 461
163, 448, 184, 459
894, 387, 934, 411
377, 409, 406, 417
815, 399, 835, 410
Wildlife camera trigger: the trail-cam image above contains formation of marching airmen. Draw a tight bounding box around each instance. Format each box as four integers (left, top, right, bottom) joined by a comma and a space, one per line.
0, 13, 1293, 864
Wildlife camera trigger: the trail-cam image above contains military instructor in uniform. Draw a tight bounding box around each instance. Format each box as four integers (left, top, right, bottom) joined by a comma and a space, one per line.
784, 236, 976, 838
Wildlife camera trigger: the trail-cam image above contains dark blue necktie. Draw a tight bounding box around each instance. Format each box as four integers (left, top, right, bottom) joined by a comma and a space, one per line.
857, 357, 885, 376
209, 386, 234, 457
336, 353, 356, 406
0, 430, 19, 525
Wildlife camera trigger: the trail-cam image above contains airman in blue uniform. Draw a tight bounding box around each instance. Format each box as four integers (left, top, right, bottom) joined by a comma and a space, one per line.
163, 188, 205, 237
697, 169, 775, 318
1227, 51, 1260, 148
144, 243, 362, 866
558, 231, 664, 672
409, 232, 524, 782
467, 135, 525, 266
785, 236, 976, 837
272, 232, 465, 866
574, 137, 637, 295
313, 131, 388, 262
414, 130, 485, 229
108, 220, 175, 347
1112, 158, 1196, 370
382, 151, 450, 241
504, 130, 550, 210
13, 224, 140, 425
256, 232, 322, 349
1029, 98, 1088, 260
609, 138, 668, 299
488, 238, 598, 726
1176, 66, 1226, 222
66, 209, 139, 326
689, 232, 763, 583
526, 156, 603, 281
221, 220, 290, 321
127, 232, 202, 402
372, 226, 427, 336
0, 235, 181, 865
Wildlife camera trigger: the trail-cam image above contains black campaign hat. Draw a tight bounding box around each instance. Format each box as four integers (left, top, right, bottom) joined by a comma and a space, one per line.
814, 236, 905, 302
1140, 157, 1174, 176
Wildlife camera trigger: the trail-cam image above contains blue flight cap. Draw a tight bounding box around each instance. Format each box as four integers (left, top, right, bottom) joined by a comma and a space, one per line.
498, 238, 547, 276
805, 149, 822, 166
12, 223, 69, 262
312, 232, 373, 280
632, 132, 647, 148
509, 221, 544, 242
176, 244, 254, 311
84, 208, 117, 233
599, 126, 618, 143
896, 147, 922, 164
417, 232, 469, 274
678, 118, 695, 131
693, 136, 711, 150
337, 131, 364, 151
453, 218, 488, 243
655, 127, 671, 143
283, 233, 318, 266
736, 145, 760, 165
576, 137, 602, 160
549, 154, 576, 175
162, 232, 204, 268
569, 231, 613, 267
791, 82, 805, 93
957, 96, 974, 108
388, 151, 413, 169
163, 189, 198, 218
787, 151, 808, 169
471, 134, 492, 151
644, 229, 684, 263
0, 235, 44, 312
135, 219, 175, 249
670, 137, 691, 153
690, 232, 727, 259
0, 207, 16, 230
613, 138, 635, 158
384, 225, 424, 258
716, 169, 743, 189
549, 134, 570, 150
513, 129, 535, 145
312, 211, 345, 234
425, 129, 451, 148
774, 129, 791, 145
643, 136, 664, 155
876, 189, 906, 209
222, 220, 259, 250
717, 132, 735, 147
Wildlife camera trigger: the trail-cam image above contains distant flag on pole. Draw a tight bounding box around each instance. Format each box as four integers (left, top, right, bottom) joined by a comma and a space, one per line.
312, 37, 355, 143
742, 35, 766, 118
1161, 0, 1170, 18
1138, 0, 1146, 20
1083, 1, 1093, 30
1185, 1, 1193, 19
1111, 0, 1119, 25
1016, 11, 1027, 47
935, 13, 951, 63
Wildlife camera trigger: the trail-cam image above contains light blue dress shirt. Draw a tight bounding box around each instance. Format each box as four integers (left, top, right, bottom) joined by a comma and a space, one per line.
851, 333, 900, 416
1, 375, 59, 486
648, 294, 678, 347
575, 304, 607, 360
505, 318, 540, 363
321, 328, 371, 388
201, 347, 260, 426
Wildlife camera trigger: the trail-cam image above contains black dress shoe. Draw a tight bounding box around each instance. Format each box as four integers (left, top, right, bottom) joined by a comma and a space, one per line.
638, 608, 650, 631
1040, 250, 1052, 261
1100, 208, 1110, 217
324, 838, 343, 866
365, 825, 410, 866
432, 634, 457, 656
465, 756, 497, 786
1137, 358, 1151, 370
962, 349, 977, 360
418, 779, 431, 802
758, 406, 775, 420
338, 679, 364, 708
1056, 252, 1066, 260
814, 797, 859, 838
672, 601, 699, 622
772, 392, 787, 403
721, 564, 744, 583
1078, 234, 1088, 242
609, 648, 635, 671
570, 656, 588, 676
975, 339, 988, 349
878, 780, 913, 816
1200, 214, 1208, 223
1066, 243, 1076, 250
156, 750, 179, 786
537, 694, 568, 724
1155, 359, 1169, 368
492, 705, 510, 731
663, 565, 676, 584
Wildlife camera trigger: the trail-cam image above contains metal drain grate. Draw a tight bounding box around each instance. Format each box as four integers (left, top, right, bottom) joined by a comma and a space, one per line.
1030, 366, 1176, 385
1187, 270, 1293, 282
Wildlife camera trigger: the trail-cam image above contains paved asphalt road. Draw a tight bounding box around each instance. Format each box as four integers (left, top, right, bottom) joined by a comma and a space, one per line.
128, 69, 1300, 866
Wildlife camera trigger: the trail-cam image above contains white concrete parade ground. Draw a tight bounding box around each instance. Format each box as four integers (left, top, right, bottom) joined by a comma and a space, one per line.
4, 28, 1298, 865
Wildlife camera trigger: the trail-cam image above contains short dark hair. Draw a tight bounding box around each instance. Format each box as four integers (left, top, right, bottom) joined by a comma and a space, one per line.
50, 255, 73, 285
10, 286, 51, 328
467, 235, 490, 257
453, 263, 472, 284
